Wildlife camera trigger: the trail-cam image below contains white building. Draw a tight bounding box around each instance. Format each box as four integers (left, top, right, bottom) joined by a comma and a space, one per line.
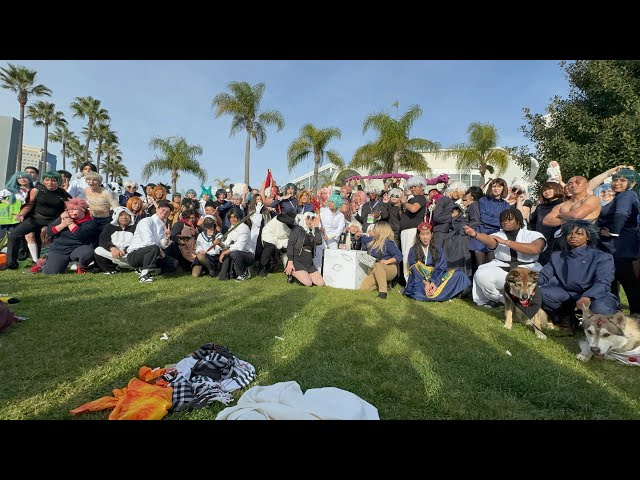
21, 145, 57, 172
288, 149, 527, 192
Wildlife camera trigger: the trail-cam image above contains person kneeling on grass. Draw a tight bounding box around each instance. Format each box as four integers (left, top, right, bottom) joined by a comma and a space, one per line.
358, 221, 402, 300
41, 198, 100, 274
191, 215, 221, 278
404, 222, 471, 302
126, 200, 178, 283
284, 211, 324, 287
93, 206, 136, 274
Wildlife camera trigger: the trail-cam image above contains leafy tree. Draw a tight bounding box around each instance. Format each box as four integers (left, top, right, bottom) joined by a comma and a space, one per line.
446, 122, 509, 186
287, 123, 344, 192
212, 81, 285, 184
0, 63, 52, 171
522, 60, 640, 184
49, 124, 77, 172
68, 137, 91, 172
143, 136, 206, 195
26, 101, 66, 172
350, 102, 439, 175
70, 96, 110, 165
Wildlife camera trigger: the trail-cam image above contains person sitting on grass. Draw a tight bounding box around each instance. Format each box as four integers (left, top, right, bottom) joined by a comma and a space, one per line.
127, 196, 147, 226
126, 200, 178, 283
168, 208, 199, 273
357, 221, 402, 300
404, 222, 471, 302
464, 208, 546, 308
191, 215, 221, 278
214, 208, 254, 282
41, 198, 100, 274
93, 206, 137, 274
538, 220, 618, 333
284, 211, 324, 287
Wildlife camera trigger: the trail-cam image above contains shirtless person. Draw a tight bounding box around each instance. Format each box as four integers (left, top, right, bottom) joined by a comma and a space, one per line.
543, 176, 601, 228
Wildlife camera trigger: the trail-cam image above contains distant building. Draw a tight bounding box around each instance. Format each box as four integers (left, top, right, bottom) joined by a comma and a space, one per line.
289, 149, 527, 192
21, 145, 57, 172
0, 116, 20, 187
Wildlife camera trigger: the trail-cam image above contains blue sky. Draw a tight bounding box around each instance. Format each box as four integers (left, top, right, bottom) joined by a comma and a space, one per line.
0, 60, 570, 193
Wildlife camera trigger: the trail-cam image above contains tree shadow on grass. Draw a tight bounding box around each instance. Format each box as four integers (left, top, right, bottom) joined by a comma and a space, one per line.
0, 278, 312, 419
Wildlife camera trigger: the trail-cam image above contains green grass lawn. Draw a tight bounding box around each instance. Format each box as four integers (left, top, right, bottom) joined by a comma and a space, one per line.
0, 268, 638, 420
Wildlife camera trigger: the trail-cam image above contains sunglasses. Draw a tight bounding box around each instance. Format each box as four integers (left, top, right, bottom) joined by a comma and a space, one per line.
306, 215, 316, 220
390, 194, 401, 198
511, 188, 524, 195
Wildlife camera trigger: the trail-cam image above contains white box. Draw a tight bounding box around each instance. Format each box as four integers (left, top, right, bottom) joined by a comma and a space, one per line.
322, 249, 376, 290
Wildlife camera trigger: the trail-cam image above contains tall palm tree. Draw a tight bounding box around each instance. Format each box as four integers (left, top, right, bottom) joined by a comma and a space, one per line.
49, 124, 77, 172
287, 123, 344, 192
70, 96, 110, 164
213, 177, 230, 189
26, 101, 67, 172
90, 122, 118, 174
0, 63, 52, 171
110, 161, 129, 185
447, 122, 510, 186
350, 102, 440, 175
212, 81, 285, 184
142, 136, 207, 195
102, 143, 123, 182
68, 137, 90, 172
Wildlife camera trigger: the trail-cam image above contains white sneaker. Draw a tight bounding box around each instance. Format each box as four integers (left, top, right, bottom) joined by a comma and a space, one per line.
139, 274, 153, 283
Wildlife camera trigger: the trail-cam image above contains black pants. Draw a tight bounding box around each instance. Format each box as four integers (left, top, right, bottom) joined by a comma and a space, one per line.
613, 257, 640, 314
218, 250, 254, 280
93, 252, 119, 273
42, 245, 95, 274
6, 216, 53, 267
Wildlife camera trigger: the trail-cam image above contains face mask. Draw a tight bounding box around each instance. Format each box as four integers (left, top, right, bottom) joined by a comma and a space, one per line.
256, 202, 263, 208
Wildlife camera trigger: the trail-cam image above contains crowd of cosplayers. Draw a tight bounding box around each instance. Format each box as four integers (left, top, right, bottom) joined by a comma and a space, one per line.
1, 161, 639, 327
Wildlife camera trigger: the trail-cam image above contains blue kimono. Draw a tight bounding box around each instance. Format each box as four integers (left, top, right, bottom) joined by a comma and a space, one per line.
538, 246, 618, 314
404, 244, 471, 302
469, 196, 510, 252
598, 189, 640, 259
270, 197, 299, 215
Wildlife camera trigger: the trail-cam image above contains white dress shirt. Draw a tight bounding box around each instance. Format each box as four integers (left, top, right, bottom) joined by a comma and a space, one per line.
127, 214, 171, 253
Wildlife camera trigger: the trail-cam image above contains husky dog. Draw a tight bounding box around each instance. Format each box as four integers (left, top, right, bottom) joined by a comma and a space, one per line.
576, 306, 640, 364
504, 267, 554, 339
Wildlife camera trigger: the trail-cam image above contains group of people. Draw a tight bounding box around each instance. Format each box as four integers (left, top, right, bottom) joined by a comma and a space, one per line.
1, 162, 639, 329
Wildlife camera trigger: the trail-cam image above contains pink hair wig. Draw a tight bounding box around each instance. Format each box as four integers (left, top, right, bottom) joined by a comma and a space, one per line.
65, 197, 89, 215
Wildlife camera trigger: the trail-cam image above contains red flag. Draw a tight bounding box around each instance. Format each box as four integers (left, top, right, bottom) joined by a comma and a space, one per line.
264, 169, 274, 188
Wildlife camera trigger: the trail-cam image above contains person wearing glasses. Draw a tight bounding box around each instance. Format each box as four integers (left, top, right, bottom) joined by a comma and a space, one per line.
356, 187, 385, 233
285, 211, 325, 287
399, 176, 428, 281
119, 180, 142, 207
506, 180, 533, 224
381, 187, 403, 246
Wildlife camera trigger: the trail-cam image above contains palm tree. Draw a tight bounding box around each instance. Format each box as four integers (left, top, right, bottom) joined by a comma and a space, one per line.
0, 63, 52, 171
49, 124, 77, 172
70, 96, 110, 165
287, 123, 344, 192
446, 122, 510, 186
26, 101, 67, 173
90, 122, 118, 174
213, 177, 230, 189
102, 143, 123, 182
317, 171, 336, 188
143, 136, 207, 195
350, 102, 440, 175
212, 81, 285, 184
110, 161, 129, 185
68, 137, 90, 172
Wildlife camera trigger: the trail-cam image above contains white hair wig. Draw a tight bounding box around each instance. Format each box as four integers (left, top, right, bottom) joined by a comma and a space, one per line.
405, 175, 426, 188
445, 181, 468, 194
124, 179, 138, 189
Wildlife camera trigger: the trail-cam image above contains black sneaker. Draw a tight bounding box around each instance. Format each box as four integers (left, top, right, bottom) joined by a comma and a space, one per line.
235, 269, 251, 282
378, 292, 388, 300
139, 274, 153, 283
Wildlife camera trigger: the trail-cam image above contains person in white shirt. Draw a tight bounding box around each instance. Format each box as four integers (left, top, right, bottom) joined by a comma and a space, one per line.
126, 200, 178, 283
316, 194, 346, 270
464, 208, 546, 308
214, 207, 255, 281
67, 162, 97, 200
191, 215, 221, 277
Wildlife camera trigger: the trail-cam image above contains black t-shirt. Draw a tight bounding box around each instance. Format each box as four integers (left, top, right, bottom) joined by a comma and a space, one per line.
32, 185, 71, 219
400, 195, 427, 231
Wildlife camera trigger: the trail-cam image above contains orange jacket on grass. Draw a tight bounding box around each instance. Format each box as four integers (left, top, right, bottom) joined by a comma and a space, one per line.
70, 366, 173, 420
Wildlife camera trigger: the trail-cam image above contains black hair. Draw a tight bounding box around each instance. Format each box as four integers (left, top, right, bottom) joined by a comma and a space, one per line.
228, 207, 244, 220
57, 170, 72, 180
413, 228, 439, 264
499, 208, 525, 229
156, 200, 174, 212
464, 186, 483, 201
559, 220, 599, 250
80, 162, 97, 172
181, 208, 198, 219
25, 166, 39, 175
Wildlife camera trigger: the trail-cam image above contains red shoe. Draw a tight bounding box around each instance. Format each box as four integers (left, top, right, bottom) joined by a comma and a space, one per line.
30, 265, 42, 274
76, 267, 86, 274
